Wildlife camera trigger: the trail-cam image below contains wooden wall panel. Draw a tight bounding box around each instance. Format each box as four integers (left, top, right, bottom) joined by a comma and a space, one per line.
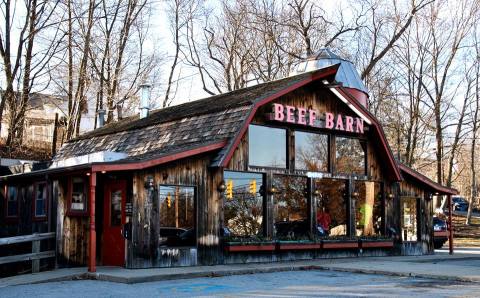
127, 154, 223, 268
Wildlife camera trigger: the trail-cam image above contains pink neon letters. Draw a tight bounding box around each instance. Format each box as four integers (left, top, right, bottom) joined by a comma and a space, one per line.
271, 103, 364, 133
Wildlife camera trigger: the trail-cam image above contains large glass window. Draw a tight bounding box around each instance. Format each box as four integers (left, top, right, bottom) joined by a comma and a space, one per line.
70, 177, 87, 213
335, 137, 366, 175
402, 197, 418, 241
273, 175, 309, 239
6, 186, 18, 218
295, 131, 328, 172
249, 124, 287, 168
35, 182, 47, 218
355, 181, 383, 236
158, 185, 196, 247
315, 179, 348, 236
223, 171, 264, 238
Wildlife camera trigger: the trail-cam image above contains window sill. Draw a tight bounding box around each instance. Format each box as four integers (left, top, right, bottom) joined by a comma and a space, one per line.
359, 239, 394, 248
224, 241, 276, 252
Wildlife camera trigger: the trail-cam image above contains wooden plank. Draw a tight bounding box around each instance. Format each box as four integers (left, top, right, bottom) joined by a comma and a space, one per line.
0, 232, 55, 246
0, 250, 55, 265
32, 240, 40, 273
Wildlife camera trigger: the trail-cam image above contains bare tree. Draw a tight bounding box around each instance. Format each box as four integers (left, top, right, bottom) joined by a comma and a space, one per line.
0, 0, 62, 148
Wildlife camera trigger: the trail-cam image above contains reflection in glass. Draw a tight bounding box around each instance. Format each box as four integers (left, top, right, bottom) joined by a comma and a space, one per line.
335, 137, 366, 175
71, 177, 86, 211
402, 197, 418, 241
223, 171, 264, 238
355, 181, 383, 236
315, 179, 347, 236
158, 185, 196, 247
295, 131, 328, 171
110, 190, 122, 226
249, 124, 286, 168
35, 183, 47, 217
273, 175, 309, 239
7, 186, 18, 217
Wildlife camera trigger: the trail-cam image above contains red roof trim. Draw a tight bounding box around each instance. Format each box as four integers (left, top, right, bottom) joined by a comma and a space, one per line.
219, 65, 339, 167
399, 163, 458, 195
92, 140, 227, 172
335, 86, 402, 181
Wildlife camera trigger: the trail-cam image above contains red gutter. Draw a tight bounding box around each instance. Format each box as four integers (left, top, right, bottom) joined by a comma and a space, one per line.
399, 163, 458, 195
220, 66, 338, 167
92, 140, 227, 172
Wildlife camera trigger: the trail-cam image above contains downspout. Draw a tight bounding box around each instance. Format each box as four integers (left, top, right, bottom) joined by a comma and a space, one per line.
88, 172, 97, 272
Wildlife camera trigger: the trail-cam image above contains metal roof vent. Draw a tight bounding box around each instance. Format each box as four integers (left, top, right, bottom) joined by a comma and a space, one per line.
290, 48, 369, 107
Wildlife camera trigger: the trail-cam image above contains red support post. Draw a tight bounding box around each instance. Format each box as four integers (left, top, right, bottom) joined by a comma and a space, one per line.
448, 194, 454, 255
88, 172, 97, 272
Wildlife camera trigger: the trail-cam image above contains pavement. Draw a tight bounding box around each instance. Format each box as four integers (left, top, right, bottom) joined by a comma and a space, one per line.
2, 248, 480, 288
2, 269, 480, 298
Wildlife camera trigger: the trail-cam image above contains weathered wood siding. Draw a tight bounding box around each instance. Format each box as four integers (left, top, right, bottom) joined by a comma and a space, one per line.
399, 179, 434, 255
128, 154, 222, 268
55, 178, 89, 267
0, 180, 55, 276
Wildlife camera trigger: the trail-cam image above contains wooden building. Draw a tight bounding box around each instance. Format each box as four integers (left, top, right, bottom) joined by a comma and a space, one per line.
1, 50, 457, 273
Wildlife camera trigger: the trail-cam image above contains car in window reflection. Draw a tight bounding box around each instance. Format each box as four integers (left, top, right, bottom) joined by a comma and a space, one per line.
433, 216, 448, 249
159, 227, 196, 247
274, 220, 321, 238
452, 196, 469, 211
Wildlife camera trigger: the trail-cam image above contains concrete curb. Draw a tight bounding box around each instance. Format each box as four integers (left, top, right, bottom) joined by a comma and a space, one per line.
314, 266, 479, 283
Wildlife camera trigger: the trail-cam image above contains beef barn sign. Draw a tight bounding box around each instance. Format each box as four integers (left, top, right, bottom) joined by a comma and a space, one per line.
270, 103, 364, 133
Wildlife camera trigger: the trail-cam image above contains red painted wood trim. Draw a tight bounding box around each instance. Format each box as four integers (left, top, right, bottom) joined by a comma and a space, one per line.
360, 241, 394, 248
92, 141, 227, 172
399, 163, 458, 195
322, 241, 359, 249
220, 66, 339, 167
277, 243, 321, 250
224, 244, 276, 252
335, 87, 402, 181
88, 172, 97, 273
434, 231, 448, 238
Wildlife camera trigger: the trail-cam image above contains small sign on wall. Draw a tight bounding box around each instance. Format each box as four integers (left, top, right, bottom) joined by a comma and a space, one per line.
125, 202, 133, 216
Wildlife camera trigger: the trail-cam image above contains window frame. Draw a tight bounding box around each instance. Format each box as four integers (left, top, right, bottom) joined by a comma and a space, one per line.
333, 135, 368, 177
158, 184, 197, 247
401, 197, 420, 242
67, 176, 89, 216
248, 123, 289, 170
222, 170, 267, 238
33, 181, 48, 221
5, 185, 20, 221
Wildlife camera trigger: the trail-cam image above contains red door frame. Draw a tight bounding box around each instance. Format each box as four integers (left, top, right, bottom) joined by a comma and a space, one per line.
102, 179, 127, 266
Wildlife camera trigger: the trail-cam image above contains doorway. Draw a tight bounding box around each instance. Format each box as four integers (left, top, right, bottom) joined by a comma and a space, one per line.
102, 180, 126, 266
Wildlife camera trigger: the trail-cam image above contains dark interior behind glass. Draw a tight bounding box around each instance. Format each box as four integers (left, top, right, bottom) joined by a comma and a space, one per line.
273, 175, 309, 240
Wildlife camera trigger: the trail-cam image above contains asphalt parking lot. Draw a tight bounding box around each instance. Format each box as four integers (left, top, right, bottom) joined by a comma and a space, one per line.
1, 269, 480, 298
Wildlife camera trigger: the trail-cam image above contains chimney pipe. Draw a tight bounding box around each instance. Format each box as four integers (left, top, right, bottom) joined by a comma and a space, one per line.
139, 82, 151, 119
97, 109, 106, 128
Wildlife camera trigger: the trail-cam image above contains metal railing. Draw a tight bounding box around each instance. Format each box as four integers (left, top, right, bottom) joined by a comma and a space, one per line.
0, 232, 55, 273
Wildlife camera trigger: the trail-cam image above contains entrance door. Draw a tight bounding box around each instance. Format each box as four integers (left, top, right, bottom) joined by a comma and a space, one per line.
102, 180, 126, 266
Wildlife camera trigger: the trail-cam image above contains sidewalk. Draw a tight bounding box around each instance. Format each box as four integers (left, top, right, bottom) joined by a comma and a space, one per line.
2, 250, 480, 287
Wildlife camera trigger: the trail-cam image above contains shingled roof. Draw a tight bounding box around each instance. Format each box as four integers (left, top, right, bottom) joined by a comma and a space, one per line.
54, 70, 327, 163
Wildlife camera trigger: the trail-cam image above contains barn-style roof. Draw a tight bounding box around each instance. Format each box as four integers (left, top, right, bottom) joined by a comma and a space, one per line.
8, 64, 402, 181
